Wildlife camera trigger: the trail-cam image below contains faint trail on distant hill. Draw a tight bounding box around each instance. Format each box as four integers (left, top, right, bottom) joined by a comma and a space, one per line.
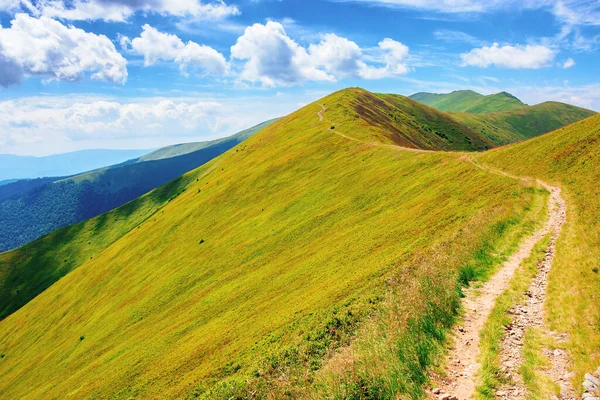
317, 104, 325, 122
317, 104, 432, 152
316, 104, 572, 399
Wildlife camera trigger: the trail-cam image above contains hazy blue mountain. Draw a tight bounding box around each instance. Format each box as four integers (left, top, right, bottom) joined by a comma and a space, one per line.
0, 149, 152, 181
0, 119, 277, 252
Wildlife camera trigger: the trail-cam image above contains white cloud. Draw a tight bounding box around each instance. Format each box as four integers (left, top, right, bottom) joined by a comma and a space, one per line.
0, 0, 21, 12
562, 58, 575, 69
460, 43, 556, 69
552, 1, 600, 28
2, 0, 240, 23
0, 97, 225, 146
308, 34, 364, 79
61, 100, 225, 139
0, 92, 317, 155
230, 21, 330, 87
509, 83, 600, 111
339, 0, 600, 20
126, 24, 228, 77
230, 22, 409, 87
0, 13, 127, 86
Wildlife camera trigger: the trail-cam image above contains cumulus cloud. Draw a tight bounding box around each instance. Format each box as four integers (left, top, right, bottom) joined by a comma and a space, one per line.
230, 22, 409, 87
0, 0, 22, 12
562, 58, 575, 69
0, 93, 307, 154
0, 13, 127, 86
460, 43, 556, 69
1, 0, 240, 23
125, 24, 228, 76
0, 97, 224, 147
61, 100, 225, 139
230, 21, 330, 87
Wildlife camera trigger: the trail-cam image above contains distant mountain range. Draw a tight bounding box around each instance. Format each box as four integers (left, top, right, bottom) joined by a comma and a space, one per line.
0, 149, 152, 181
409, 90, 595, 145
410, 90, 526, 113
0, 119, 277, 253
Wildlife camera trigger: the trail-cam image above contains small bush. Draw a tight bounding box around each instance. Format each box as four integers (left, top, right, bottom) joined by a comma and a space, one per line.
199, 239, 205, 245
80, 335, 85, 341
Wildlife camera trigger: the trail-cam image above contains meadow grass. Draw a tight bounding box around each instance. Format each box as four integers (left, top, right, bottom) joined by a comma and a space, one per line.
480, 114, 600, 395
0, 88, 547, 398
521, 327, 560, 399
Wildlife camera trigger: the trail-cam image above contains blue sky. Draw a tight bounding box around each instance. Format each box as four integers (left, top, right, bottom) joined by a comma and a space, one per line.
0, 0, 599, 155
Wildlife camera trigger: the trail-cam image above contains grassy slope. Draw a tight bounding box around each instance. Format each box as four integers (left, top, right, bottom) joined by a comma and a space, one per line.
479, 114, 600, 392
409, 90, 525, 114
0, 88, 542, 398
335, 89, 494, 150
0, 121, 276, 317
0, 90, 494, 320
410, 90, 484, 111
453, 102, 596, 146
0, 175, 194, 320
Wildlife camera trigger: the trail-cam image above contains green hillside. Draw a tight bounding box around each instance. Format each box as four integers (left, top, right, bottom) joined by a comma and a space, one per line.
453, 101, 596, 145
410, 90, 526, 113
0, 88, 546, 399
0, 120, 275, 253
479, 113, 600, 391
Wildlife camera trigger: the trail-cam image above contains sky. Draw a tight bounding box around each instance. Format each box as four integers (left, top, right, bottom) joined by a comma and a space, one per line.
0, 0, 599, 156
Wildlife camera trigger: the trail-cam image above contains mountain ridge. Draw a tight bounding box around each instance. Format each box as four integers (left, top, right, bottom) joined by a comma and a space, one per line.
410, 89, 527, 113
0, 87, 546, 398
0, 149, 152, 181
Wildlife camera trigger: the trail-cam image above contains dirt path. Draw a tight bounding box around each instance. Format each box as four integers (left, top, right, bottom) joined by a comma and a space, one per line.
318, 104, 326, 122
496, 186, 571, 400
315, 106, 571, 399
431, 162, 567, 400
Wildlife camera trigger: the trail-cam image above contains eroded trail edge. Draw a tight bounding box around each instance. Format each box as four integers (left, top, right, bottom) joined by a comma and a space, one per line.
434, 163, 567, 400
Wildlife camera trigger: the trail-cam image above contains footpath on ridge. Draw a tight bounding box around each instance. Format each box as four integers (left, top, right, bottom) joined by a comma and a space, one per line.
316, 103, 575, 400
